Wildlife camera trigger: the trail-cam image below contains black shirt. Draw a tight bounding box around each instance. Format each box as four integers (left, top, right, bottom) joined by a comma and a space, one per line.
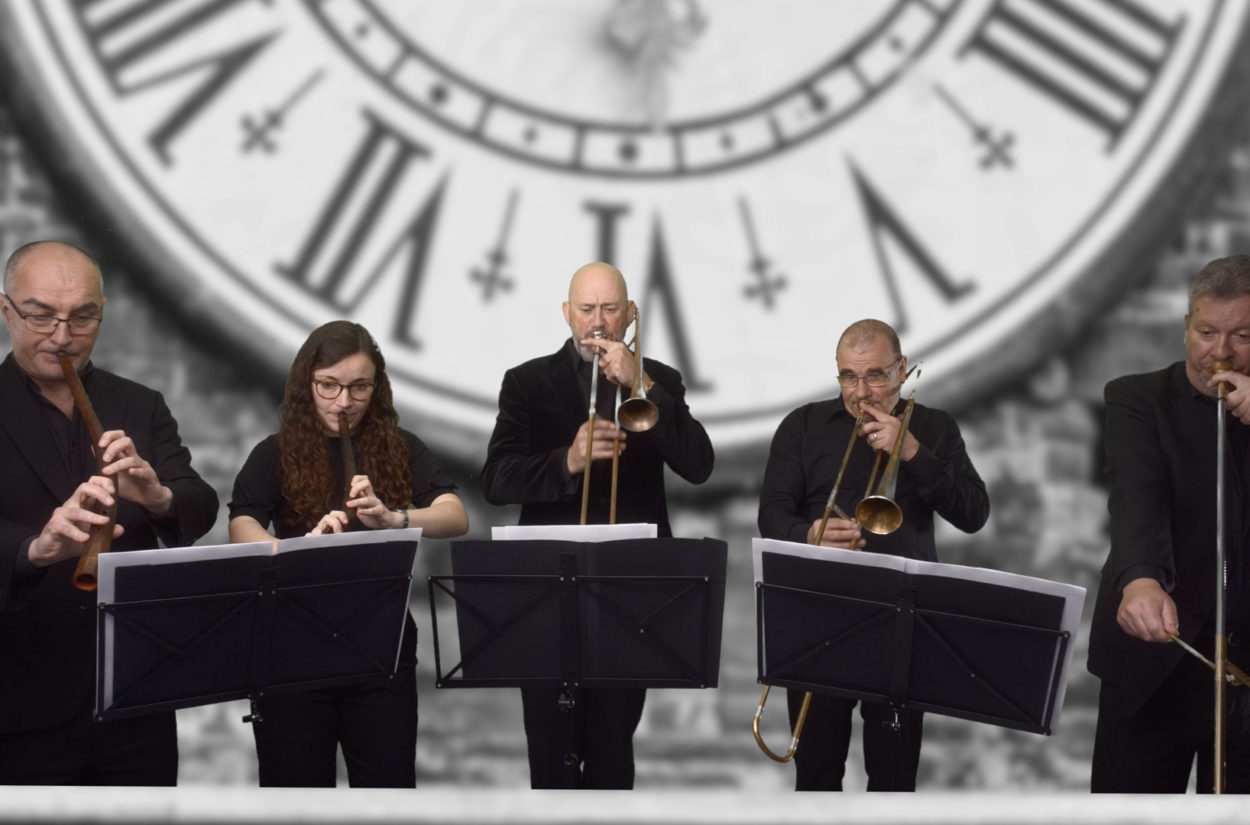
757, 397, 989, 562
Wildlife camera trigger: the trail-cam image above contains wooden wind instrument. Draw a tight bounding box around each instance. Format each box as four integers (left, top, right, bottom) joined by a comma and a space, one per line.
57, 351, 118, 592
338, 411, 357, 524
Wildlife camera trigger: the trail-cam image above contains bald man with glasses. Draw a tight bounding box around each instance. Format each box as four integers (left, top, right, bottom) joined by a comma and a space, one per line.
757, 318, 989, 791
0, 241, 218, 785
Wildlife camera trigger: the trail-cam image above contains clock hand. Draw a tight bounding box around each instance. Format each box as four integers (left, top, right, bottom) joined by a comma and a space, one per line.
604, 0, 707, 131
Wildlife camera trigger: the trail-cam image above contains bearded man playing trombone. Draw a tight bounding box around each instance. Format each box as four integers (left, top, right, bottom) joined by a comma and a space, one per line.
757, 318, 989, 791
481, 261, 714, 789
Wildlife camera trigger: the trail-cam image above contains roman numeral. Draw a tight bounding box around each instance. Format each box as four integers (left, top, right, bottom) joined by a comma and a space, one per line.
275, 112, 444, 350
72, 0, 277, 164
584, 203, 712, 392
963, 0, 1180, 148
851, 165, 974, 336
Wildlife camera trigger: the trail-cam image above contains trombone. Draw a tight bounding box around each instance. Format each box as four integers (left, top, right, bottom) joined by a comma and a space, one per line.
753, 365, 919, 762
618, 302, 658, 433
581, 305, 660, 525
578, 330, 607, 525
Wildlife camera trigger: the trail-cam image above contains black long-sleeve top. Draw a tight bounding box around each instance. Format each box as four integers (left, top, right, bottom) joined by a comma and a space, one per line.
757, 397, 989, 561
480, 339, 713, 536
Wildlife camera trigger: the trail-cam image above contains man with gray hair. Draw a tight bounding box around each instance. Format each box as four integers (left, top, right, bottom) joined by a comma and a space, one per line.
758, 317, 988, 790
1089, 254, 1250, 791
0, 241, 218, 784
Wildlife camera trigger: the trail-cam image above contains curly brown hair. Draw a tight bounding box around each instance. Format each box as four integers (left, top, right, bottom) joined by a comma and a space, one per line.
278, 321, 412, 529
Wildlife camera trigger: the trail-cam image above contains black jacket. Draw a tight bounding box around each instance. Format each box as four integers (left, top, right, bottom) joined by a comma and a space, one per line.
480, 339, 713, 535
0, 353, 218, 731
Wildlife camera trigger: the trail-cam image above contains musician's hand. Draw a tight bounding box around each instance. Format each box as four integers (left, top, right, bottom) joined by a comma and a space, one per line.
565, 418, 626, 475
860, 405, 919, 461
97, 430, 173, 514
807, 517, 864, 550
1116, 577, 1179, 643
307, 511, 350, 536
345, 474, 395, 529
1212, 368, 1250, 423
27, 476, 124, 568
587, 337, 640, 388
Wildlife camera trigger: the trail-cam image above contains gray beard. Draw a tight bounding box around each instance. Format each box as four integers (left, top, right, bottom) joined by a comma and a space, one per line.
572, 330, 615, 362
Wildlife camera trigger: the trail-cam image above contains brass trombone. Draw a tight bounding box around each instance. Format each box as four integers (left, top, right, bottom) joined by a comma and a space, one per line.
618, 302, 659, 433
581, 309, 661, 525
753, 365, 919, 762
578, 330, 607, 525
856, 392, 918, 535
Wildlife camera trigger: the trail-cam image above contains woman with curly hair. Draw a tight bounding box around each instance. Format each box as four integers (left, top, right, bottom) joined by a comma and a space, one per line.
228, 320, 468, 787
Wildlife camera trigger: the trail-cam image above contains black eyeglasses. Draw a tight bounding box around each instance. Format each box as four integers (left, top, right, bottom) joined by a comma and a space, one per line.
312, 379, 376, 401
837, 358, 900, 389
3, 294, 102, 335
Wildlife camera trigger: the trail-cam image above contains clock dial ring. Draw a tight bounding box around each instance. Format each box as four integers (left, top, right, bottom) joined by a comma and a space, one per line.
0, 0, 1246, 465
310, 0, 959, 178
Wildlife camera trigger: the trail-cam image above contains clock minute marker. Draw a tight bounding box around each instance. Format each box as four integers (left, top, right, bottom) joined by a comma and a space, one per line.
470, 189, 519, 303
240, 69, 324, 155
737, 197, 787, 311
933, 84, 1015, 170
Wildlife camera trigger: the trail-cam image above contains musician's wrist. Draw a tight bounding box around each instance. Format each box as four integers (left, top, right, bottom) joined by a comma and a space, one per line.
25, 535, 51, 569
392, 508, 409, 530
144, 485, 174, 515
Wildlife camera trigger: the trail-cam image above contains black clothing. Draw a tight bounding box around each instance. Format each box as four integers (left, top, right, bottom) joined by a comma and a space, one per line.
480, 339, 713, 788
758, 398, 989, 559
1090, 363, 1250, 791
758, 395, 988, 791
0, 353, 218, 784
481, 340, 713, 534
228, 428, 455, 787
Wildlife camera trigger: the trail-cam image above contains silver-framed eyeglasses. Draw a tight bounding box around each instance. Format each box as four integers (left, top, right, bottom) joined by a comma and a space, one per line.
3, 294, 102, 336
312, 380, 376, 401
837, 358, 900, 389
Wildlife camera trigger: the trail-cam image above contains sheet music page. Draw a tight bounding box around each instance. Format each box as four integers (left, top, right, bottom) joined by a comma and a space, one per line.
490, 523, 657, 541
278, 526, 423, 554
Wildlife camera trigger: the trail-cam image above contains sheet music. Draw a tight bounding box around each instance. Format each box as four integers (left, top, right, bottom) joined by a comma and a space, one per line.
490, 523, 657, 541
96, 527, 423, 715
753, 537, 1087, 734
97, 528, 424, 604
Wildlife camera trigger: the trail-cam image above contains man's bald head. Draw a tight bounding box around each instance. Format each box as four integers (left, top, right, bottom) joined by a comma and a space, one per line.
4, 241, 103, 297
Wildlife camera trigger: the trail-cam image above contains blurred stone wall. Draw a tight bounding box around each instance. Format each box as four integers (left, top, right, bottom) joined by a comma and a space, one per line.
3, 96, 1249, 793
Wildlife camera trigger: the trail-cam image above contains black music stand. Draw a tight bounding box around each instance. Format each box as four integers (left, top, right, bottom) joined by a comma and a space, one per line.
95, 529, 421, 722
753, 538, 1085, 734
428, 535, 727, 690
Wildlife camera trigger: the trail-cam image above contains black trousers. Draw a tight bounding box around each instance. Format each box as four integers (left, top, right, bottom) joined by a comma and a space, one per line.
520, 687, 647, 789
0, 698, 176, 785
252, 666, 417, 788
786, 689, 924, 791
1092, 653, 1250, 793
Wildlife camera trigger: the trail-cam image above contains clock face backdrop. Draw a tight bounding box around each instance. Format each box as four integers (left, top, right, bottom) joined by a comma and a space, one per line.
0, 0, 1246, 463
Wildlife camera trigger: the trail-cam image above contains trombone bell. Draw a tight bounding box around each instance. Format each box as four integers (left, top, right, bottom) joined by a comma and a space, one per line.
618, 302, 659, 432
855, 495, 903, 535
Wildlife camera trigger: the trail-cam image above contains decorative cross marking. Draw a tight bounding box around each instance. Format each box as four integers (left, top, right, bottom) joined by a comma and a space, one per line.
738, 197, 787, 310
934, 84, 1015, 170
471, 189, 519, 302
241, 70, 325, 155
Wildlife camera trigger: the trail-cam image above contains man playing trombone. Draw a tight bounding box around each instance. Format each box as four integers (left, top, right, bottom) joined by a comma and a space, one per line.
757, 318, 989, 791
480, 260, 714, 789
1089, 255, 1250, 792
